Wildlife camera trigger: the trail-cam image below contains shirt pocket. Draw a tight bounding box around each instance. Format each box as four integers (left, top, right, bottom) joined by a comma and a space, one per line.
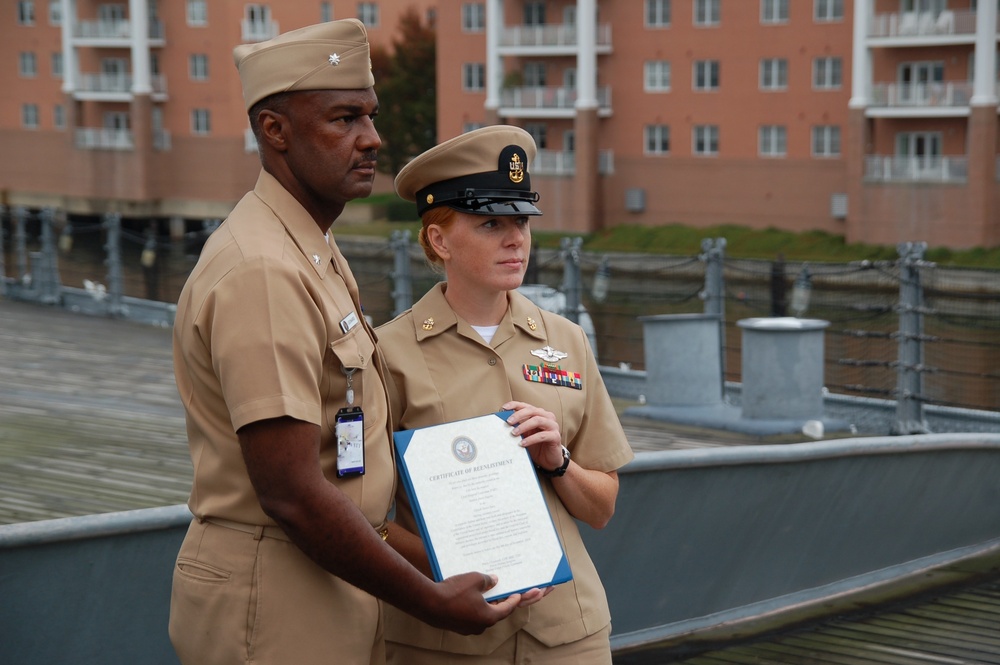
326, 326, 382, 436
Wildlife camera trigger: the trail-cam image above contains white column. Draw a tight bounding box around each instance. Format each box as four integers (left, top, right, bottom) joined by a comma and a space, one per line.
575, 0, 597, 109
129, 0, 152, 94
60, 0, 75, 93
485, 0, 502, 111
848, 0, 870, 109
971, 0, 998, 106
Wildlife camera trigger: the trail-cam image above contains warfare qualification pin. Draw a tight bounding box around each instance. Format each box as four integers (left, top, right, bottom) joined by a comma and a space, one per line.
531, 345, 568, 363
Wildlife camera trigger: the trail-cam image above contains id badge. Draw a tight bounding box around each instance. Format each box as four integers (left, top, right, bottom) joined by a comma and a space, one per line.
335, 407, 365, 477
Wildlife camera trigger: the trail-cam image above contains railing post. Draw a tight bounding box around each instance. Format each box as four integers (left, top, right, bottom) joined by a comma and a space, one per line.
13, 206, 29, 286
0, 204, 7, 298
893, 241, 931, 435
104, 212, 124, 316
389, 229, 413, 318
700, 237, 727, 387
38, 208, 61, 305
560, 236, 582, 324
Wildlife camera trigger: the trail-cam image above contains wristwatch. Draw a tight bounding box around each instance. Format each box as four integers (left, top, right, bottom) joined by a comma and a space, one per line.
536, 445, 571, 478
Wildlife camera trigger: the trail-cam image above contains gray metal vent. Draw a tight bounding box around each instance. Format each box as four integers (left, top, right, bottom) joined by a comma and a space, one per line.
830, 193, 848, 219
625, 188, 646, 212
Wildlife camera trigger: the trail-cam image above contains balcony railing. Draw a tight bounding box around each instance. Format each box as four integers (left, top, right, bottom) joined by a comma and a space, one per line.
531, 149, 615, 176
868, 10, 977, 39
242, 19, 279, 43
75, 128, 134, 151
499, 23, 612, 49
74, 19, 165, 41
864, 155, 967, 183
76, 73, 168, 96
869, 82, 973, 109
499, 86, 612, 113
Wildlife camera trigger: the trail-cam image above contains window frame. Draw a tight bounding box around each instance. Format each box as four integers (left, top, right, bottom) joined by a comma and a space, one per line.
357, 2, 379, 27
191, 108, 211, 135
186, 0, 207, 26
693, 60, 720, 91
760, 58, 788, 91
189, 54, 209, 81
693, 124, 719, 156
22, 103, 40, 129
18, 0, 35, 25
761, 0, 789, 24
759, 125, 787, 157
813, 56, 843, 90
19, 52, 38, 78
462, 63, 486, 92
646, 0, 671, 28
693, 0, 720, 26
812, 125, 841, 157
644, 60, 672, 92
814, 0, 844, 22
461, 3, 485, 32
644, 124, 671, 155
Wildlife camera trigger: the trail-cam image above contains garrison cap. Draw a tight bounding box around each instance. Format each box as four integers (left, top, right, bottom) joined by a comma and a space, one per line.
233, 19, 374, 111
395, 125, 542, 217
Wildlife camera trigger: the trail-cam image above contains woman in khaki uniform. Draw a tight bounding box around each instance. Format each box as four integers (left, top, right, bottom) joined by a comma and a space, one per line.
378, 125, 634, 664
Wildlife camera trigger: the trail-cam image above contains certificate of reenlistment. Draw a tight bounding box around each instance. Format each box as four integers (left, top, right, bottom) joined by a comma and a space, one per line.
393, 411, 573, 601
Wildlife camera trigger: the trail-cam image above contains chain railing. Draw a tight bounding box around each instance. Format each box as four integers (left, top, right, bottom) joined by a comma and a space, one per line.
3, 209, 998, 422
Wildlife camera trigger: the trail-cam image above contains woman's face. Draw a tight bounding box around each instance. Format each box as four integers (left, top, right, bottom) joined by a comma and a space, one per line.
430, 211, 532, 296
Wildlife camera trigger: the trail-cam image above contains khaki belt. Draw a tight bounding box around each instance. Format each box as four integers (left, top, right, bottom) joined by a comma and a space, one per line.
202, 516, 291, 542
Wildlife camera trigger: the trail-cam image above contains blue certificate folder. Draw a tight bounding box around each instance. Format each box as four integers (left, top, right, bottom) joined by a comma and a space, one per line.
393, 411, 572, 601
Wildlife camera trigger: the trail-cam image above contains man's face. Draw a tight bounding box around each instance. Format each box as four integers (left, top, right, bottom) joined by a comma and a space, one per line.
280, 87, 381, 209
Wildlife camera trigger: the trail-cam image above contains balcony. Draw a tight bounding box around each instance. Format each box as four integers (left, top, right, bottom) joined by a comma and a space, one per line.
72, 19, 166, 46
867, 10, 977, 45
73, 73, 168, 101
867, 82, 973, 117
75, 128, 134, 151
864, 155, 967, 183
530, 149, 615, 176
498, 86, 612, 118
242, 19, 279, 43
497, 23, 612, 55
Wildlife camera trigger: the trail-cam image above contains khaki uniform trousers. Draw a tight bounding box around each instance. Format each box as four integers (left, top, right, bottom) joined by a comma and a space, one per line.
386, 625, 611, 665
169, 519, 385, 665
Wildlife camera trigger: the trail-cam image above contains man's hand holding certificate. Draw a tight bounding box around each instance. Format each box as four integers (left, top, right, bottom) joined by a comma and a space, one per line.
394, 411, 573, 601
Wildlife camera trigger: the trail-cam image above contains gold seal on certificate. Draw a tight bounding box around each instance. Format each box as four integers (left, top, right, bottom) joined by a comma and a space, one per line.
394, 411, 572, 601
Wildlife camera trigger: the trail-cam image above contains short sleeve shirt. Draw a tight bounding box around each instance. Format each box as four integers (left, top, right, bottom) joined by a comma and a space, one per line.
173, 170, 394, 527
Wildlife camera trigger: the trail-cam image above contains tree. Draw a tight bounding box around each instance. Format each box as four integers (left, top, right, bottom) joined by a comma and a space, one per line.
371, 7, 437, 176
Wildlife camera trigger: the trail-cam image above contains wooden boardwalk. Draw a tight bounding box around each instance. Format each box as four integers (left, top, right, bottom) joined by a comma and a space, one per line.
0, 298, 764, 525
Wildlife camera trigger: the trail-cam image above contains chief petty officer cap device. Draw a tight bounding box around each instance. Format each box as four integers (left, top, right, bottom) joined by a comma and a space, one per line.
395, 125, 543, 217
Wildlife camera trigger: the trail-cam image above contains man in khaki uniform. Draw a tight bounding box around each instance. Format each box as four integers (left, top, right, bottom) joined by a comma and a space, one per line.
169, 21, 520, 665
377, 126, 635, 663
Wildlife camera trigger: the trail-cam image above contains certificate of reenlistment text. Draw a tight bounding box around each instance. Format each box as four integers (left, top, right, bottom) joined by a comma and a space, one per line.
394, 411, 572, 601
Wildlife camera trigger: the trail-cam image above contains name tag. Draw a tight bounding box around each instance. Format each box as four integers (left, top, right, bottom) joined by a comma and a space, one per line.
339, 311, 360, 334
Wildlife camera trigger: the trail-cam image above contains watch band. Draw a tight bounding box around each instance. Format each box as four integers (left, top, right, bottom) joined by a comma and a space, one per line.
537, 445, 571, 478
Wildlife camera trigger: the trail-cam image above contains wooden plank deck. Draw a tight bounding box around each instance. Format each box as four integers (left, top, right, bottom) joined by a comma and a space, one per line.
0, 298, 762, 525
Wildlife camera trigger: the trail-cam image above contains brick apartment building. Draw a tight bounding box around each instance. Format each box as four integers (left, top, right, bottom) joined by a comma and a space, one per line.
3, 0, 999, 249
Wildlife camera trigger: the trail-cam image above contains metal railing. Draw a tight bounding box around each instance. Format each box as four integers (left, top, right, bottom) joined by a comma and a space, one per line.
74, 128, 134, 151
498, 85, 612, 112
868, 10, 977, 38
868, 81, 973, 109
498, 22, 612, 49
864, 155, 968, 182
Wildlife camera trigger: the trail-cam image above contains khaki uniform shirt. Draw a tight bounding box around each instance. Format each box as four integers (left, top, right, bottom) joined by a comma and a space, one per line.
377, 283, 634, 655
173, 168, 394, 529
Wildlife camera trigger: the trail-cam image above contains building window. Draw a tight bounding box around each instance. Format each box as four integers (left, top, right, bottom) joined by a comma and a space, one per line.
18, 0, 34, 25
693, 60, 719, 90
524, 2, 545, 26
19, 52, 38, 78
189, 54, 209, 81
645, 125, 670, 155
693, 0, 720, 26
759, 125, 787, 157
192, 109, 211, 135
693, 125, 719, 155
813, 57, 842, 89
54, 104, 65, 129
814, 0, 843, 21
358, 3, 379, 26
187, 0, 207, 26
462, 63, 485, 91
645, 61, 671, 92
22, 103, 40, 129
525, 123, 547, 149
646, 0, 671, 27
463, 121, 486, 133
320, 2, 333, 22
761, 0, 788, 24
524, 62, 546, 87
462, 3, 484, 31
760, 58, 787, 90
812, 126, 841, 157
51, 51, 63, 78
48, 0, 61, 25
